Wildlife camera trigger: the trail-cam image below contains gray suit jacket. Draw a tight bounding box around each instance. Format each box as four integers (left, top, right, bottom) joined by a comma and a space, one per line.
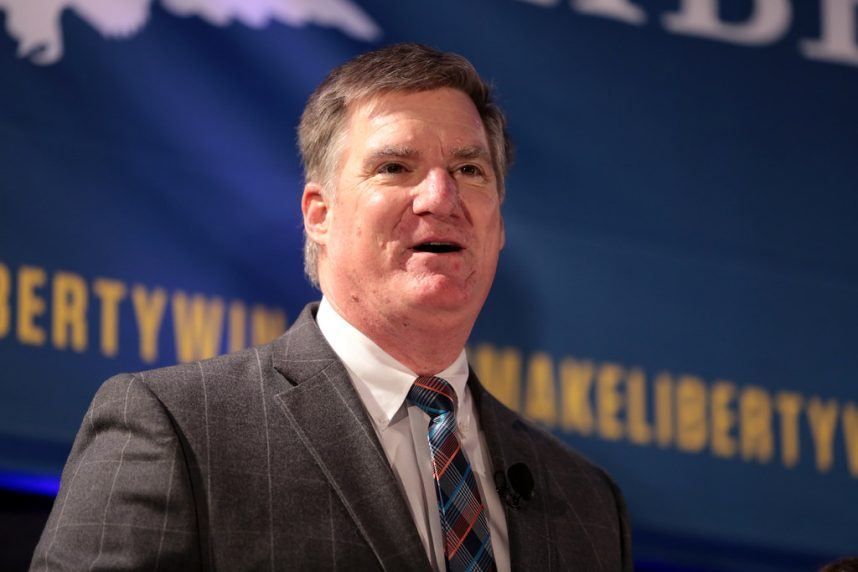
32, 303, 632, 571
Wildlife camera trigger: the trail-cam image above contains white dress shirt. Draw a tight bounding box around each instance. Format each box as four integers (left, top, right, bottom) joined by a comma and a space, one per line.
316, 298, 510, 571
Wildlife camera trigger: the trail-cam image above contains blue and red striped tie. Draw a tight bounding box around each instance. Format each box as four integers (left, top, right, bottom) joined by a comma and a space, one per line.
408, 376, 496, 572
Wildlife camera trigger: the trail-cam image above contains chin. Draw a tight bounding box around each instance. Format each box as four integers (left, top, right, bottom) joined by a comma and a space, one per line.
402, 275, 483, 314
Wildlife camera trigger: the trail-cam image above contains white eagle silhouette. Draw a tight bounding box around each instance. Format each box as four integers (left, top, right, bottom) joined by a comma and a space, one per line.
0, 0, 381, 65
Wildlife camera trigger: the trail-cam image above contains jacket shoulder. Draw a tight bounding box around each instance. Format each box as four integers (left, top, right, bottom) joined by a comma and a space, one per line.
520, 413, 612, 480
479, 384, 613, 482
122, 341, 282, 403
499, 404, 633, 570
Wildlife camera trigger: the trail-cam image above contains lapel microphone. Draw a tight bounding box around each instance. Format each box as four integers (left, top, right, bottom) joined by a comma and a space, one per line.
494, 462, 535, 510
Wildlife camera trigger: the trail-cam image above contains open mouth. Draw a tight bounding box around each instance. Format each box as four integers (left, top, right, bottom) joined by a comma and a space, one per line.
412, 242, 463, 254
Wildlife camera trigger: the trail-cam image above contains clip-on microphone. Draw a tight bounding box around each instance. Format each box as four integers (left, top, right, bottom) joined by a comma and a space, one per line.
494, 462, 535, 510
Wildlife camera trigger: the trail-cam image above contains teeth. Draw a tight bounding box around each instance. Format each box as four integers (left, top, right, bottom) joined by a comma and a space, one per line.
414, 242, 461, 253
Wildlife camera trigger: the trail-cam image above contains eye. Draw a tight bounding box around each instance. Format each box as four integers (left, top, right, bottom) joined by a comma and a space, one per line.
456, 164, 485, 177
377, 162, 408, 175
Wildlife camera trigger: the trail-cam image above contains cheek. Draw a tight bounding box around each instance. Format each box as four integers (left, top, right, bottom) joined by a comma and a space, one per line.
463, 189, 501, 220
482, 213, 505, 247
361, 185, 402, 214
363, 196, 412, 239
333, 195, 382, 241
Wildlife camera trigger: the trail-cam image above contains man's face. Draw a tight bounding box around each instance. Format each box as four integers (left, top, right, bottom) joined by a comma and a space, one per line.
309, 87, 505, 327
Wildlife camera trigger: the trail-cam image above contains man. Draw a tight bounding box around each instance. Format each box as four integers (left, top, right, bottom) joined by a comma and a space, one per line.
32, 44, 631, 571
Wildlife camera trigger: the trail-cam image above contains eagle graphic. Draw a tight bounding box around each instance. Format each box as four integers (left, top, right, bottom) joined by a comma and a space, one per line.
0, 0, 381, 65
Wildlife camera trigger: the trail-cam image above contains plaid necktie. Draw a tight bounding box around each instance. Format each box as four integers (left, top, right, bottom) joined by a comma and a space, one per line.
408, 376, 497, 572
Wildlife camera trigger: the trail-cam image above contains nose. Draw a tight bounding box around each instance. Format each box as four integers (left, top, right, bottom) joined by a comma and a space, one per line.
412, 167, 462, 218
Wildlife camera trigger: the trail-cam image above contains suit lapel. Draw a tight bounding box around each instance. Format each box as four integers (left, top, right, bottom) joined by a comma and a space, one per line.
470, 371, 554, 571
270, 305, 430, 572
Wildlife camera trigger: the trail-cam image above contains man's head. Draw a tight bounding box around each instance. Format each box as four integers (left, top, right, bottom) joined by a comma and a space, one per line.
298, 43, 512, 287
299, 44, 510, 354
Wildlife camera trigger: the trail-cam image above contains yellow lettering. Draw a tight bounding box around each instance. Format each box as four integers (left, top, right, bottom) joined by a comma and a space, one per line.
676, 375, 707, 452
654, 373, 673, 447
739, 386, 774, 463
843, 403, 858, 478
807, 397, 839, 473
132, 285, 167, 363
52, 271, 88, 352
17, 266, 47, 346
775, 392, 803, 468
473, 344, 521, 411
597, 363, 624, 441
626, 367, 651, 445
251, 305, 286, 346
710, 380, 737, 458
560, 358, 594, 435
0, 262, 9, 338
524, 352, 557, 426
228, 300, 246, 353
92, 278, 126, 357
172, 291, 225, 362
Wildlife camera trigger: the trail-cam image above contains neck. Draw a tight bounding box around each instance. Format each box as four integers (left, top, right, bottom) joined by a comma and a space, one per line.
323, 296, 474, 376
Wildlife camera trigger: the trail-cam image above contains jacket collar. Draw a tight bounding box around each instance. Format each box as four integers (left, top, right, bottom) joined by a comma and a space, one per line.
271, 303, 431, 571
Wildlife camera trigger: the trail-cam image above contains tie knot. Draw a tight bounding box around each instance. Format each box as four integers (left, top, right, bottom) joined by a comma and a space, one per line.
407, 376, 456, 418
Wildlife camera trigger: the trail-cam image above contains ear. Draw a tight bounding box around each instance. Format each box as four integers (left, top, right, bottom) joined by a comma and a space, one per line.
302, 182, 330, 246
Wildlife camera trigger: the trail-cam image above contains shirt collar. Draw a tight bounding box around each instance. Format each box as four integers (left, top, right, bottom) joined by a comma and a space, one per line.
316, 297, 469, 428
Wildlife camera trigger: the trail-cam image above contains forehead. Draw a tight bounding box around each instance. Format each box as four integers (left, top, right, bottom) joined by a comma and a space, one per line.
343, 88, 489, 152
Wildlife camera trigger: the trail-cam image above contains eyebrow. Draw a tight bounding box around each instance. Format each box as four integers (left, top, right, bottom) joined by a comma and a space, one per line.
451, 145, 491, 162
363, 146, 420, 169
362, 144, 491, 170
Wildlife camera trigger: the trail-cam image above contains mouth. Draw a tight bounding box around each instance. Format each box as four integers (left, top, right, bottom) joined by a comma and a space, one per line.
412, 241, 464, 254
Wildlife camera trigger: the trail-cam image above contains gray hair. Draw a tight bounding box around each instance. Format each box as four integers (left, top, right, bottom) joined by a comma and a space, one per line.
298, 43, 513, 287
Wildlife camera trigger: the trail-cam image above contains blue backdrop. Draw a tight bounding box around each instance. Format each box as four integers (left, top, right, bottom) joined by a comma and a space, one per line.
1, 1, 857, 570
